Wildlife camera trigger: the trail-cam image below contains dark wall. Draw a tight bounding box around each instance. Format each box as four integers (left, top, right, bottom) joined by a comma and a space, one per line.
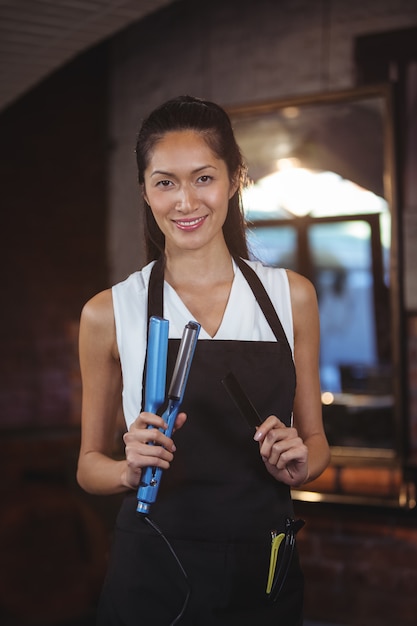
0, 45, 109, 430
0, 45, 112, 626
295, 499, 417, 626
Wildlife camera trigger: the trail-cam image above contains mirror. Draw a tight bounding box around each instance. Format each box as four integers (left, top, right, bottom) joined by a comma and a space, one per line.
228, 86, 406, 506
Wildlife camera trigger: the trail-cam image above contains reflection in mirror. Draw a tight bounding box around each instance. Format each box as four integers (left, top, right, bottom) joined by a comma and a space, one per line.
229, 87, 399, 463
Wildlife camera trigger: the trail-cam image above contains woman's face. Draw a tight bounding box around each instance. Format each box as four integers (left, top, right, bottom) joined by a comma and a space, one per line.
143, 130, 237, 256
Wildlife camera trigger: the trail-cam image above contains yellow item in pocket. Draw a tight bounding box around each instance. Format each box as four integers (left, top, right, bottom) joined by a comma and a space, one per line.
266, 532, 285, 593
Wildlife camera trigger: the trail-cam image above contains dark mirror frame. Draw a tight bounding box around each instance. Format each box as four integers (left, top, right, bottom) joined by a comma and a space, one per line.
228, 85, 411, 508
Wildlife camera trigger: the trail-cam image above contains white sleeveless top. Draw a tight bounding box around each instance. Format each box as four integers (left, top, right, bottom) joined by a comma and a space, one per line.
112, 259, 294, 428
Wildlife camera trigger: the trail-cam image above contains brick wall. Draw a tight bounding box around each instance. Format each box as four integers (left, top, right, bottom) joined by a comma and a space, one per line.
0, 44, 111, 624
0, 45, 108, 430
295, 501, 417, 626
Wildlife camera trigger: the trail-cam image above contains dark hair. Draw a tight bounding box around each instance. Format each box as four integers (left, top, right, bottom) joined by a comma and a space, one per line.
135, 95, 249, 262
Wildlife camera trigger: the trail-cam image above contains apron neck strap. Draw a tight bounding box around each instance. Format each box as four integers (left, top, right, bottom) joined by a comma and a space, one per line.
147, 255, 290, 347
234, 257, 290, 346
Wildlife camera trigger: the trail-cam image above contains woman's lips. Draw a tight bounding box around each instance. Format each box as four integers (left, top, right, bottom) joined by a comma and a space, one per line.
174, 216, 207, 231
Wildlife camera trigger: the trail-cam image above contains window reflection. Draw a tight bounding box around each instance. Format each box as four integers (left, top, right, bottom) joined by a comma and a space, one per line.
244, 170, 393, 450
312, 220, 376, 393
247, 225, 296, 266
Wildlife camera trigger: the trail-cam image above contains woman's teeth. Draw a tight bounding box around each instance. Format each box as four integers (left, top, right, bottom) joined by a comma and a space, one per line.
175, 217, 205, 227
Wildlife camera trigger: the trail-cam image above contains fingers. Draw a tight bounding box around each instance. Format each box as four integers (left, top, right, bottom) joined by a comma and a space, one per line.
132, 411, 169, 432
125, 438, 174, 470
260, 430, 303, 468
173, 411, 187, 432
130, 410, 187, 435
253, 415, 308, 485
253, 415, 290, 456
123, 411, 187, 474
124, 416, 172, 449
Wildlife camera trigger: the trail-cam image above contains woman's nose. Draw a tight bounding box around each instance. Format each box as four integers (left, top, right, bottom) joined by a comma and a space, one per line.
176, 185, 197, 212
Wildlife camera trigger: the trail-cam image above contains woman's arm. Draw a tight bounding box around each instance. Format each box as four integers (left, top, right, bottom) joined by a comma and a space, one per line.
76, 289, 186, 496
76, 289, 130, 495
289, 269, 330, 482
254, 270, 330, 487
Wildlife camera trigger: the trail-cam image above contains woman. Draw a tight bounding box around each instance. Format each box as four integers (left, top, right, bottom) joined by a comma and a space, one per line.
77, 95, 330, 625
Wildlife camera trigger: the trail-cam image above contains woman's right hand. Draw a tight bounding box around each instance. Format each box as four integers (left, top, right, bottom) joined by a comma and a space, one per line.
121, 411, 187, 490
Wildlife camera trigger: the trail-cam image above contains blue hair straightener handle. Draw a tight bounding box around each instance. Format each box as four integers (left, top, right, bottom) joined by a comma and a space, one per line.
137, 317, 200, 515
144, 316, 169, 416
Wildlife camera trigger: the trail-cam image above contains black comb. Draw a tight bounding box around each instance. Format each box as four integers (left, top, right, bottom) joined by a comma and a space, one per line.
221, 371, 262, 429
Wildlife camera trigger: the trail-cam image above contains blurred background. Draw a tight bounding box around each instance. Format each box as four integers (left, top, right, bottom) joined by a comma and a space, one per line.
1, 1, 417, 625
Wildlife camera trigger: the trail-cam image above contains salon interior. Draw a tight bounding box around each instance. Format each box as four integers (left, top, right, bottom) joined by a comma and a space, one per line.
1, 1, 417, 625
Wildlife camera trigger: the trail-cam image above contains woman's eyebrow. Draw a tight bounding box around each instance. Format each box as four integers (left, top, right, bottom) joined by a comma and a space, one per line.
192, 164, 217, 173
150, 164, 217, 178
149, 169, 174, 177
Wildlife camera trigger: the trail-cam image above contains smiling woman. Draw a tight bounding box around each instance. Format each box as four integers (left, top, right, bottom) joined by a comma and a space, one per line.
142, 130, 237, 257
77, 95, 329, 625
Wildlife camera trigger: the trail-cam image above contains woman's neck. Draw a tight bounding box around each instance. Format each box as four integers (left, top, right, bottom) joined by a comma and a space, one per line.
163, 246, 235, 338
164, 245, 234, 290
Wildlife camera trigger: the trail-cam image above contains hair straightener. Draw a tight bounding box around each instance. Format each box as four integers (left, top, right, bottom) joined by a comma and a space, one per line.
137, 316, 200, 515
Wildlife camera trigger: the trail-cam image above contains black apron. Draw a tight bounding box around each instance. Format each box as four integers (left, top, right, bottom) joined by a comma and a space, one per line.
97, 258, 304, 625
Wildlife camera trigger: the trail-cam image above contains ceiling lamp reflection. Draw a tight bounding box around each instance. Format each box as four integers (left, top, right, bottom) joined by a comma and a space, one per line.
242, 168, 389, 220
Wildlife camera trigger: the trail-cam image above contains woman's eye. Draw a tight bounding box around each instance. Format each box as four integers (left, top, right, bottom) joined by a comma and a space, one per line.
156, 179, 172, 188
197, 175, 212, 183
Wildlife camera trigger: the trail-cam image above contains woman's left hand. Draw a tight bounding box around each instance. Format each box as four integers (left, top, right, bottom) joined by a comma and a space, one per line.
254, 415, 309, 486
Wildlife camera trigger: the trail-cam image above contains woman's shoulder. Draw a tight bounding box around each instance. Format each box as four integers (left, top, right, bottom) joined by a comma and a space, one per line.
78, 289, 118, 359
80, 262, 156, 328
242, 259, 318, 321
285, 269, 318, 309
246, 260, 317, 303
80, 289, 114, 333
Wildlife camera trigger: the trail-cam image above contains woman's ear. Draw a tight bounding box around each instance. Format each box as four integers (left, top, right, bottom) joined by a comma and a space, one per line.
228, 175, 240, 200
141, 184, 150, 206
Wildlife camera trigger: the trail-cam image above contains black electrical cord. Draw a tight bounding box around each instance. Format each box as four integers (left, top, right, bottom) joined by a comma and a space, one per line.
143, 515, 191, 625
